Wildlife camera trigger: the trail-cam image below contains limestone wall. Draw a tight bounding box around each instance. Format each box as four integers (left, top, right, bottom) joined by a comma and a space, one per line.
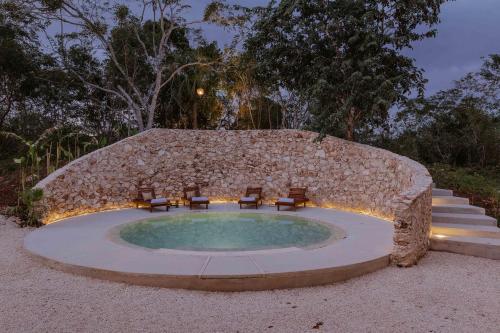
36, 129, 432, 266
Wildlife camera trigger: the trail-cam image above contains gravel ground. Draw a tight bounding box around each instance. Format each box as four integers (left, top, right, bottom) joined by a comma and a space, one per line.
1, 217, 499, 333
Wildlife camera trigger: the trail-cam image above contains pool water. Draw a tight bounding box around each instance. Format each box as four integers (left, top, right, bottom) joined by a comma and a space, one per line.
119, 212, 333, 251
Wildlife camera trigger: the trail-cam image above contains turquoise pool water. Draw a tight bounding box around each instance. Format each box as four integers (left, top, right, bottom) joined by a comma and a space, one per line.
119, 212, 333, 251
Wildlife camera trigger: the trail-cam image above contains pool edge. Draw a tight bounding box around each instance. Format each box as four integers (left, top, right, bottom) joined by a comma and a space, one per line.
23, 245, 390, 291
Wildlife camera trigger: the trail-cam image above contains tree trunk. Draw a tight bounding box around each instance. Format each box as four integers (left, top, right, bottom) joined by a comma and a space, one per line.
192, 102, 198, 129
346, 107, 356, 141
0, 95, 13, 129
0, 110, 9, 129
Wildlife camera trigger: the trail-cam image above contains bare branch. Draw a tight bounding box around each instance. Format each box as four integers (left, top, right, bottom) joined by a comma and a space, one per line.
134, 27, 150, 59
69, 70, 128, 103
36, 0, 222, 131
159, 61, 218, 90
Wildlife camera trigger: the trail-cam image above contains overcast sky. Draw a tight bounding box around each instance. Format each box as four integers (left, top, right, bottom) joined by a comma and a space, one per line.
185, 0, 500, 95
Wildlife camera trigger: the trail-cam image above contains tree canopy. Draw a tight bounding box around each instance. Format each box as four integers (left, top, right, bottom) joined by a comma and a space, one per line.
1, 0, 499, 219
1, 0, 497, 170
391, 55, 499, 168
245, 0, 447, 140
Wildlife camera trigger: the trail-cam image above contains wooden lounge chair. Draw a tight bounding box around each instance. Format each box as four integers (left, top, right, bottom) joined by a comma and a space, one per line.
183, 185, 210, 209
275, 187, 310, 211
133, 187, 170, 212
238, 187, 263, 209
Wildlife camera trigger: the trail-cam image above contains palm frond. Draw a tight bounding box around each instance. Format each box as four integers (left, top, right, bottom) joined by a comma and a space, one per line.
0, 131, 29, 146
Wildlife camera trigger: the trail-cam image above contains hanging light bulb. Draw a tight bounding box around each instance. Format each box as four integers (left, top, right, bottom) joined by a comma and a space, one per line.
196, 87, 205, 96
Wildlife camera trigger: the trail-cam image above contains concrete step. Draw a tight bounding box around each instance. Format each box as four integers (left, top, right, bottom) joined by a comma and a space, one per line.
432, 212, 497, 226
430, 234, 500, 260
432, 196, 469, 205
432, 223, 500, 239
432, 204, 485, 215
432, 188, 453, 196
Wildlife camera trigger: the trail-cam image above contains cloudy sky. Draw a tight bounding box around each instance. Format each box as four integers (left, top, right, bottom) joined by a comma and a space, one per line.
185, 0, 500, 95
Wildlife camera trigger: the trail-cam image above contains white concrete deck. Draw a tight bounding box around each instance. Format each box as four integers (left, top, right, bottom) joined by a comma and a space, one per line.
24, 204, 394, 291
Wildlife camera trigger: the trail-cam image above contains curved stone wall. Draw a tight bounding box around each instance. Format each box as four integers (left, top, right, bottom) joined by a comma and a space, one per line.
36, 129, 432, 266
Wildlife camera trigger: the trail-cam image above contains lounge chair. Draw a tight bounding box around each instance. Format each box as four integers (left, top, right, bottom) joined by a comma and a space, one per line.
238, 187, 263, 209
183, 185, 210, 209
275, 187, 310, 211
133, 187, 170, 212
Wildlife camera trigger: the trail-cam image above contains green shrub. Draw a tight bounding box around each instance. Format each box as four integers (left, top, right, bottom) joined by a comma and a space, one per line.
11, 188, 44, 227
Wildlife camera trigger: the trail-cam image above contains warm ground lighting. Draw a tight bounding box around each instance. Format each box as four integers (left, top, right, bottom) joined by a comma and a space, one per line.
433, 234, 448, 239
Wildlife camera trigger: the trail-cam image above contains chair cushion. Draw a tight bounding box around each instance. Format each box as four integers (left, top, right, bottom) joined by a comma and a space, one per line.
141, 192, 153, 201
240, 197, 257, 202
277, 198, 295, 203
151, 198, 168, 204
191, 196, 209, 202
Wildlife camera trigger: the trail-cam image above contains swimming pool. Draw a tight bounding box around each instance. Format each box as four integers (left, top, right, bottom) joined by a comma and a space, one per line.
25, 205, 393, 291
119, 212, 335, 251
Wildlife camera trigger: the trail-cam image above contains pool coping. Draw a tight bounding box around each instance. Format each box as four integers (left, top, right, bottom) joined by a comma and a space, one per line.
24, 204, 393, 291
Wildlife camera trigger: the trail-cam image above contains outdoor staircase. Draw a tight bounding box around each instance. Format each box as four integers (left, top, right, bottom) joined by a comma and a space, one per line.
430, 185, 499, 260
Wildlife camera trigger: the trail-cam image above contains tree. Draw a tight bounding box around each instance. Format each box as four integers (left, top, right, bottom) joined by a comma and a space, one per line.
0, 2, 44, 129
394, 55, 500, 167
155, 41, 224, 129
245, 0, 447, 141
457, 54, 500, 113
35, 0, 225, 132
218, 55, 283, 130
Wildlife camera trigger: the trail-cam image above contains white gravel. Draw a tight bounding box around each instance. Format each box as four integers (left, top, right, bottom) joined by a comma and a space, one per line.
1, 217, 499, 333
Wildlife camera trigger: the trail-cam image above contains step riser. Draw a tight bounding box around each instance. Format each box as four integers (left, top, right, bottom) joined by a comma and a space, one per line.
432, 227, 500, 239
432, 214, 497, 227
432, 189, 453, 196
432, 197, 469, 205
430, 239, 500, 260
432, 206, 485, 215
430, 187, 499, 260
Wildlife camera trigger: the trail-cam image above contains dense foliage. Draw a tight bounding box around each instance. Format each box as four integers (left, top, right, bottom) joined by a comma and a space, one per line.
0, 0, 498, 223
386, 55, 499, 168
245, 0, 447, 140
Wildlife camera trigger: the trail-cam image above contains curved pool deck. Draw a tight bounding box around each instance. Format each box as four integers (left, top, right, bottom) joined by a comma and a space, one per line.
24, 204, 394, 291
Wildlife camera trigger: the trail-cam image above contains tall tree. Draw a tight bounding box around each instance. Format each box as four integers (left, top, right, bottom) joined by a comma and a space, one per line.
35, 0, 225, 132
394, 55, 500, 167
0, 2, 44, 129
157, 41, 224, 129
246, 0, 447, 141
